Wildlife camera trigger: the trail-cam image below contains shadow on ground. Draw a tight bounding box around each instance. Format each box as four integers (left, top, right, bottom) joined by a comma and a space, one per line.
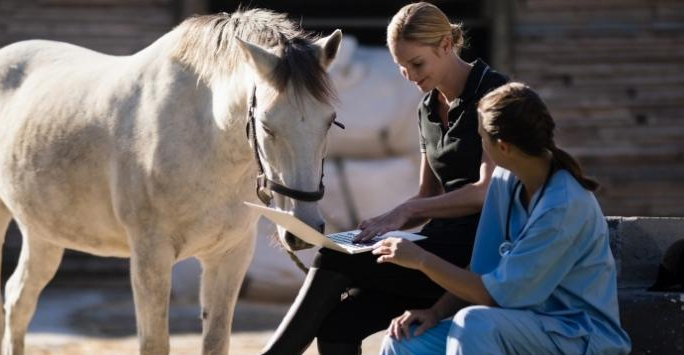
33, 282, 289, 337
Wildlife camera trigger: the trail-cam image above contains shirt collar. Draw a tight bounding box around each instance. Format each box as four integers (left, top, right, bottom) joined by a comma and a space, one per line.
421, 58, 489, 111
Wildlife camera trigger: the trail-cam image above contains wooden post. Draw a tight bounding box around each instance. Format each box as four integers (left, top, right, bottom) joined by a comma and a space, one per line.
486, 0, 513, 74
171, 0, 208, 23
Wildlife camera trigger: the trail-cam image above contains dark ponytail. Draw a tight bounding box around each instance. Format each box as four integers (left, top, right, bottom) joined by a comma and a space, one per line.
478, 82, 600, 191
549, 144, 599, 191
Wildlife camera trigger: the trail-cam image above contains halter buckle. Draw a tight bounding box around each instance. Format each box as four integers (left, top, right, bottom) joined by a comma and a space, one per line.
256, 174, 273, 205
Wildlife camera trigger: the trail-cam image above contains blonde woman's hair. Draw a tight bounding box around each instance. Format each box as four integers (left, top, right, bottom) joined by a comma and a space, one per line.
387, 2, 466, 54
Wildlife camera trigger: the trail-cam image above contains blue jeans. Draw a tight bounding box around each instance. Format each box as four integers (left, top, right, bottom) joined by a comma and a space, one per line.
380, 306, 587, 355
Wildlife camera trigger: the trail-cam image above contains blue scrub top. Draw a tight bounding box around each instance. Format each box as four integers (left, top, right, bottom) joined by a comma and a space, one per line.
470, 167, 631, 354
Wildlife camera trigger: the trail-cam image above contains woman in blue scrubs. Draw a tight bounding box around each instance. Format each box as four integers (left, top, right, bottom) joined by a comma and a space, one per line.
374, 82, 631, 354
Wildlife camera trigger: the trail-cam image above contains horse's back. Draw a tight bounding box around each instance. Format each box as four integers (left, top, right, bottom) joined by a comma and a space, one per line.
0, 39, 116, 67
1, 39, 124, 97
0, 39, 126, 123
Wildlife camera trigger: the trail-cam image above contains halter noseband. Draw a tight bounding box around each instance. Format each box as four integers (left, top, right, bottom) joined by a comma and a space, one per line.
246, 86, 326, 205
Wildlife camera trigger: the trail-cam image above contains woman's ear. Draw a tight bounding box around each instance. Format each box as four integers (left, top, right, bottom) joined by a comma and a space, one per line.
439, 35, 452, 55
496, 139, 511, 154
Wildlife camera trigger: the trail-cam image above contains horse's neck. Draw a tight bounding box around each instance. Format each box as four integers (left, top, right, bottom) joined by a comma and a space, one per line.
209, 65, 256, 155
129, 33, 257, 182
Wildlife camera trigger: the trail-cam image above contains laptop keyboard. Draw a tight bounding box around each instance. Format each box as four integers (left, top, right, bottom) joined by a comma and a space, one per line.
327, 231, 380, 248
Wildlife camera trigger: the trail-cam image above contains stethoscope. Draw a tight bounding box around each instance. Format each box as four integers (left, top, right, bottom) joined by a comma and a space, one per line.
499, 164, 556, 257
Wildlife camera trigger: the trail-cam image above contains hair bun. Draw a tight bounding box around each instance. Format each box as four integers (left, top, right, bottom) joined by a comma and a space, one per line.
450, 23, 465, 51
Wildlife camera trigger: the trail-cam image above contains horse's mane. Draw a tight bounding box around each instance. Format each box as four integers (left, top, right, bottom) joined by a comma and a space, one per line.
171, 8, 336, 105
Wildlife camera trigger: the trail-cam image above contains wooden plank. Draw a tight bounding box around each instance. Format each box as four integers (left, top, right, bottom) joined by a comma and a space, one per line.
599, 197, 684, 217
514, 23, 684, 40
520, 0, 684, 11
515, 1, 684, 22
530, 83, 684, 102
557, 124, 684, 142
9, 6, 172, 24
562, 145, 682, 162
522, 0, 669, 9
552, 109, 684, 129
37, 0, 168, 6
514, 61, 684, 76
596, 179, 684, 213
516, 12, 684, 27
556, 130, 684, 149
515, 40, 684, 65
599, 182, 684, 199
538, 94, 684, 111
515, 36, 684, 51
518, 71, 684, 88
562, 144, 684, 160
586, 164, 684, 180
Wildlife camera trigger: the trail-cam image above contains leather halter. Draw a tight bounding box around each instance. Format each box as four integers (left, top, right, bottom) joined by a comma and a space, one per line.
246, 86, 326, 205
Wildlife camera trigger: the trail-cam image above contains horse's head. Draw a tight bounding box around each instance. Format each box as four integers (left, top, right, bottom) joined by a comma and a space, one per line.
237, 30, 343, 251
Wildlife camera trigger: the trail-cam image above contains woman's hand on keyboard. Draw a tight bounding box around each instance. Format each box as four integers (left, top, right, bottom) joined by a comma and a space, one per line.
353, 205, 411, 243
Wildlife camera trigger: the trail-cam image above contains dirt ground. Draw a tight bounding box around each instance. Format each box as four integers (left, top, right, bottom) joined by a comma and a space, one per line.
26, 332, 385, 354
24, 284, 385, 354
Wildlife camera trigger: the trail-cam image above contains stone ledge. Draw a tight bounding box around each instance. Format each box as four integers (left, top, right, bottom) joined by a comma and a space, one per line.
618, 288, 684, 355
607, 216, 684, 288
608, 217, 684, 354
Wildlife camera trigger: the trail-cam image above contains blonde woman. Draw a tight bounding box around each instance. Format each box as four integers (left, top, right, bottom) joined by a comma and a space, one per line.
375, 83, 631, 354
262, 3, 508, 354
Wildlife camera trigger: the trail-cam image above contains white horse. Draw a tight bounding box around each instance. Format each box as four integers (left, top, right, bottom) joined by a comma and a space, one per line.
0, 9, 341, 355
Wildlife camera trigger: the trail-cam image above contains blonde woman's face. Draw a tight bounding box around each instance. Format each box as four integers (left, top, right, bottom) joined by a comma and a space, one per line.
391, 40, 444, 92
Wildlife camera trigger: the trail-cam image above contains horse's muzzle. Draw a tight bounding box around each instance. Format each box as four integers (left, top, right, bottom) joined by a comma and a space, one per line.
285, 222, 325, 251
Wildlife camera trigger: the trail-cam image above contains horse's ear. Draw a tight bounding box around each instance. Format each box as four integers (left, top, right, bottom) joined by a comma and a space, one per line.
314, 29, 343, 70
235, 37, 278, 79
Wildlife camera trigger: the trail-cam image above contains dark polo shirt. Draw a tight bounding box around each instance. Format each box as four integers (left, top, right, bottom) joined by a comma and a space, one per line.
418, 59, 508, 193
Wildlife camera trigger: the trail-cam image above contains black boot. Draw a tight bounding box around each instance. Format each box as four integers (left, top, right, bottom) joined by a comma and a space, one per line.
261, 267, 351, 355
317, 340, 362, 355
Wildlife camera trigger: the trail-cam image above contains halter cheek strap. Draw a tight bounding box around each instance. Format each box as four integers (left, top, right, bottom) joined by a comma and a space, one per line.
246, 86, 326, 206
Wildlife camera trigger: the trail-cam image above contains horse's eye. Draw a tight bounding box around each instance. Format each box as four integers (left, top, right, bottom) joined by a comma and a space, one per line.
261, 124, 275, 138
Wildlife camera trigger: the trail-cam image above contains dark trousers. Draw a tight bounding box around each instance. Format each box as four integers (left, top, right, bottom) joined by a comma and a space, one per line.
313, 214, 479, 344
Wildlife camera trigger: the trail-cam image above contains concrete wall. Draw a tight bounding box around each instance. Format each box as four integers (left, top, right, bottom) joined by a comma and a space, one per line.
608, 217, 684, 354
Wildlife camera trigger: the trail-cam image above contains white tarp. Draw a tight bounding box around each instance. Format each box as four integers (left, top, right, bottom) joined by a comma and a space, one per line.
320, 155, 420, 232
327, 36, 423, 158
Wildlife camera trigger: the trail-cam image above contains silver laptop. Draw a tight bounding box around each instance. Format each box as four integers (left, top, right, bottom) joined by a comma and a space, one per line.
245, 202, 426, 254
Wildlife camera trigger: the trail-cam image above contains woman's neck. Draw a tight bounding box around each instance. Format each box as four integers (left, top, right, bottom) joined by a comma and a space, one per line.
436, 55, 472, 104
510, 151, 553, 207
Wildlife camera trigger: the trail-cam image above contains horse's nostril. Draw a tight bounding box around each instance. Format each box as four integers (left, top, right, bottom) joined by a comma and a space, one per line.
318, 223, 325, 233
285, 232, 296, 246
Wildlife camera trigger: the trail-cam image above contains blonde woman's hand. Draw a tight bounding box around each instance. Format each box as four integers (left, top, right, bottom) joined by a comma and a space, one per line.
387, 308, 439, 340
353, 204, 412, 243
372, 237, 426, 270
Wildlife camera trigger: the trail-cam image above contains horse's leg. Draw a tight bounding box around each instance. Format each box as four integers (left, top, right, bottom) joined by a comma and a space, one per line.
129, 233, 175, 355
198, 234, 255, 355
2, 227, 64, 355
0, 202, 12, 348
